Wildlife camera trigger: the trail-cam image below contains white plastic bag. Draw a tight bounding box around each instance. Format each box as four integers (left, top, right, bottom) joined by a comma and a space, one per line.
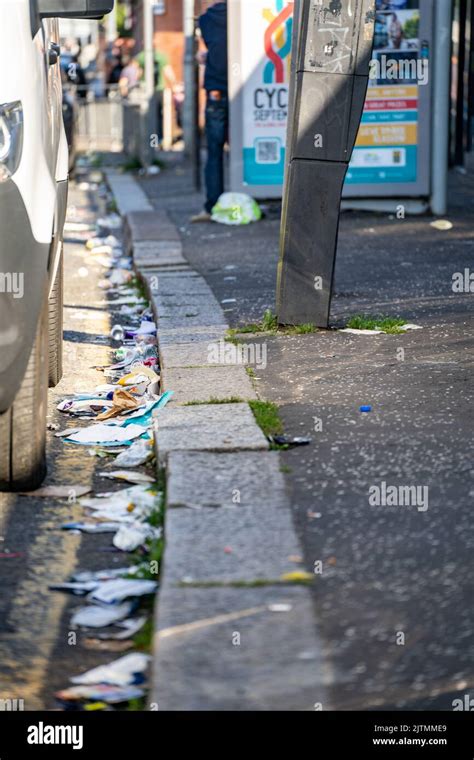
211, 193, 262, 225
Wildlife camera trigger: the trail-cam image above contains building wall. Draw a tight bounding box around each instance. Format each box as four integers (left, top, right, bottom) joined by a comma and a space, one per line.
131, 1, 222, 83
130, 1, 184, 82
153, 1, 184, 81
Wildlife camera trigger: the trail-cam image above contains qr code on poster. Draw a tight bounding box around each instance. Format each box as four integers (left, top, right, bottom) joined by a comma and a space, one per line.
255, 138, 280, 164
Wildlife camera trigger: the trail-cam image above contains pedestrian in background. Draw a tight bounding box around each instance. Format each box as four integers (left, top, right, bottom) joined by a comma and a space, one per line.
119, 56, 141, 98
191, 0, 228, 223
136, 47, 176, 147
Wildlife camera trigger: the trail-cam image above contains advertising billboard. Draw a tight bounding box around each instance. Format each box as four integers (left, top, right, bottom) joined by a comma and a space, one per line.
229, 0, 294, 198
229, 0, 433, 199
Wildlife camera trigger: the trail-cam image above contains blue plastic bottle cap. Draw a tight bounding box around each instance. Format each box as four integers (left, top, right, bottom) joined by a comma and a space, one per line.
360, 405, 372, 413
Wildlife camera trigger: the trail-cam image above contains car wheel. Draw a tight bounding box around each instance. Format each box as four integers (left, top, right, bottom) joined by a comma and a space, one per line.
0, 297, 48, 492
48, 250, 63, 388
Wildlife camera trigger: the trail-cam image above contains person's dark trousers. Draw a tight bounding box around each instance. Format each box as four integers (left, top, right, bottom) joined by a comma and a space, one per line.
204, 93, 228, 214
156, 90, 164, 144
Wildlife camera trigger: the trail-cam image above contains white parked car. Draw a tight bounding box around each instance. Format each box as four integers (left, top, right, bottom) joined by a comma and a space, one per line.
0, 0, 113, 491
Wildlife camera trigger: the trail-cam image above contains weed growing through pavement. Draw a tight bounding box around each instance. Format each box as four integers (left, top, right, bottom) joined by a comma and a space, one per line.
121, 156, 143, 172
346, 315, 407, 334
249, 400, 284, 449
227, 309, 317, 339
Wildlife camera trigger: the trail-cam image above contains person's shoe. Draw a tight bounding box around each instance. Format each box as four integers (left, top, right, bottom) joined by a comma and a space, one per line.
190, 210, 212, 223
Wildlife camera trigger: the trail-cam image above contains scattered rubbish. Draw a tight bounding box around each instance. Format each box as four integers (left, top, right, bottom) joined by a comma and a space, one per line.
47, 422, 60, 431
110, 324, 125, 341
55, 427, 81, 438
51, 195, 164, 704
63, 423, 146, 446
96, 389, 139, 421
70, 653, 150, 686
211, 192, 262, 225
118, 366, 160, 396
55, 684, 144, 704
117, 391, 173, 428
430, 219, 453, 231
140, 165, 161, 176
88, 447, 118, 458
88, 578, 157, 605
268, 603, 292, 613
113, 522, 161, 552
341, 328, 383, 335
49, 581, 98, 595
64, 221, 96, 233
269, 435, 312, 447
80, 485, 157, 515
97, 213, 122, 229
82, 639, 134, 653
360, 406, 372, 413
61, 522, 123, 534
108, 269, 133, 287
95, 616, 147, 641
71, 602, 134, 628
20, 485, 92, 498
86, 234, 119, 250
280, 570, 313, 583
58, 398, 113, 417
99, 471, 155, 485
71, 567, 138, 583
127, 320, 156, 338
113, 438, 153, 468
342, 321, 421, 335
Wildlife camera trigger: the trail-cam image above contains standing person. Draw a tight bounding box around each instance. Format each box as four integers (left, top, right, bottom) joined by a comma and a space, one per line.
191, 1, 228, 223
136, 47, 176, 146
119, 56, 141, 98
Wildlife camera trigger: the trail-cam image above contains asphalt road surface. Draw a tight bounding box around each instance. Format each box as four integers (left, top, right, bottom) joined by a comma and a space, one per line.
0, 179, 135, 710
142, 157, 474, 710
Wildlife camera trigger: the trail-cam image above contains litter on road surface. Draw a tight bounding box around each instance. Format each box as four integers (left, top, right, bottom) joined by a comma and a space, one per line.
70, 653, 150, 686
211, 192, 262, 225
88, 579, 157, 605
71, 602, 134, 629
55, 684, 145, 705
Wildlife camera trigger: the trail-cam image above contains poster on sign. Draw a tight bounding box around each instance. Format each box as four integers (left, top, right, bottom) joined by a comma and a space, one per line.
228, 0, 433, 199
345, 0, 429, 188
229, 0, 294, 197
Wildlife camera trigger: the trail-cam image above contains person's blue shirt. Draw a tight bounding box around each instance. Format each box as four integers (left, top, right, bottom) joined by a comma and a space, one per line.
199, 1, 228, 94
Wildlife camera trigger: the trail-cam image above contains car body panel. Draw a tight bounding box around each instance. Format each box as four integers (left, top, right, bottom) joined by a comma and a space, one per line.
0, 0, 68, 411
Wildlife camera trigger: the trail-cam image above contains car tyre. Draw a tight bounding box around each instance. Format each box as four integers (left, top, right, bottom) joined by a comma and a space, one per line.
0, 297, 48, 492
48, 250, 63, 388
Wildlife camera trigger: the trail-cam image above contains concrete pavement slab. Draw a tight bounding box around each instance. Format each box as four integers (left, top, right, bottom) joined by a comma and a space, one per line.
162, 502, 302, 583
164, 366, 257, 404
105, 171, 153, 214
157, 325, 228, 346
125, 210, 180, 242
133, 241, 187, 269
155, 403, 268, 463
159, 342, 219, 368
167, 451, 287, 509
151, 584, 327, 710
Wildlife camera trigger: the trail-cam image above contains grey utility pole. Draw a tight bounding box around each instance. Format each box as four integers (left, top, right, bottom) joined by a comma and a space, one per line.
276, 0, 375, 328
431, 0, 453, 216
183, 0, 197, 159
144, 0, 157, 164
